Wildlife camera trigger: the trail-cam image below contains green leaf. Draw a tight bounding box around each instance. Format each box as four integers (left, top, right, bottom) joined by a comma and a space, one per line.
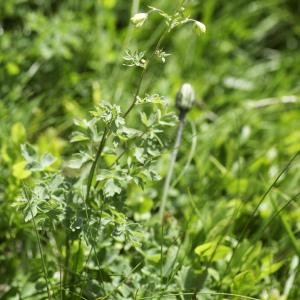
67, 153, 91, 169
24, 203, 38, 222
25, 161, 42, 171
40, 153, 56, 168
163, 246, 178, 277
232, 271, 256, 293
140, 112, 149, 127
195, 241, 232, 261
21, 144, 38, 162
70, 131, 89, 143
11, 122, 26, 144
103, 178, 121, 197
134, 147, 145, 164
12, 161, 31, 179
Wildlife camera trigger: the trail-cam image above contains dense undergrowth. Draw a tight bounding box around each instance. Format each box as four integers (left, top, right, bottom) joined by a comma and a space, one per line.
1, 0, 300, 299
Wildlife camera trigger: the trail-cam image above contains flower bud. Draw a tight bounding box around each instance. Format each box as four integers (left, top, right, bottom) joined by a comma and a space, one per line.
193, 21, 206, 35
131, 13, 148, 27
176, 83, 195, 112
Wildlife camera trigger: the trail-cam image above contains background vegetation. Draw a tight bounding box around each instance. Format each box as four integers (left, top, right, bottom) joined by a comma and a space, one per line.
1, 0, 300, 299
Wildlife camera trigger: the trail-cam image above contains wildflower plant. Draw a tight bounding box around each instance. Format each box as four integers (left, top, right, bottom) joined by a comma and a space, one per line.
12, 4, 207, 298
131, 5, 206, 34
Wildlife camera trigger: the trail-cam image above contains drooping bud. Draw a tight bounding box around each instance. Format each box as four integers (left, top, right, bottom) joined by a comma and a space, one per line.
131, 13, 148, 27
193, 21, 206, 35
176, 83, 195, 112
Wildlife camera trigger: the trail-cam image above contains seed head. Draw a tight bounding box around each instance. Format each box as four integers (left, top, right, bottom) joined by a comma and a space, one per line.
131, 13, 148, 27
176, 83, 195, 112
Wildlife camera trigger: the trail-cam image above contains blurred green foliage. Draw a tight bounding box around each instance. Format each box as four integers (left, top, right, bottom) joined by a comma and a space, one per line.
1, 0, 300, 299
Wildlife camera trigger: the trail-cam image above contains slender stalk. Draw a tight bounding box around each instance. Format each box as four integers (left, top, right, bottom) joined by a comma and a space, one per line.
85, 126, 108, 205
78, 128, 109, 294
124, 67, 147, 118
112, 0, 141, 102
78, 201, 105, 295
123, 29, 168, 118
23, 185, 52, 300
63, 233, 70, 298
237, 191, 300, 273
220, 150, 300, 283
270, 194, 300, 257
159, 110, 186, 223
60, 263, 63, 300
100, 262, 142, 300
72, 238, 82, 279
171, 121, 197, 187
164, 202, 194, 289
160, 225, 164, 288
123, 0, 187, 118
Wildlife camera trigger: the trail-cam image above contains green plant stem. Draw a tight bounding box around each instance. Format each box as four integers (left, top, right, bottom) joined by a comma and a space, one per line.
100, 262, 142, 300
160, 225, 164, 288
164, 202, 194, 289
112, 0, 141, 102
78, 128, 109, 294
79, 201, 105, 295
230, 191, 300, 279
123, 0, 190, 117
159, 110, 186, 223
85, 126, 108, 205
220, 150, 300, 283
124, 67, 147, 118
171, 121, 197, 187
123, 29, 168, 118
270, 195, 300, 258
63, 230, 70, 298
23, 185, 52, 300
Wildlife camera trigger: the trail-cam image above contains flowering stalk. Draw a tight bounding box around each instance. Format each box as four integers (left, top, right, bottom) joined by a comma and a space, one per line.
159, 83, 195, 223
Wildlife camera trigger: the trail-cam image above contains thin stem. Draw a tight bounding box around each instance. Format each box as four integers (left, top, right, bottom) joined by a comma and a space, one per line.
123, 29, 168, 118
220, 150, 300, 282
124, 67, 147, 118
112, 0, 141, 102
23, 185, 52, 300
72, 238, 82, 278
85, 126, 108, 205
171, 120, 197, 187
270, 194, 300, 257
164, 202, 194, 289
123, 0, 190, 117
160, 225, 164, 288
100, 262, 142, 300
235, 191, 300, 275
79, 201, 105, 295
63, 233, 70, 297
78, 127, 109, 294
159, 110, 186, 223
